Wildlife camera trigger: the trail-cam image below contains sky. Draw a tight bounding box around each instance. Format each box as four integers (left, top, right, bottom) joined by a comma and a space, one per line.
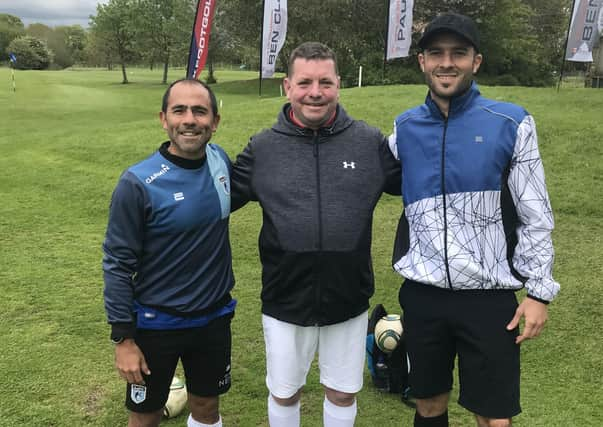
0, 0, 109, 28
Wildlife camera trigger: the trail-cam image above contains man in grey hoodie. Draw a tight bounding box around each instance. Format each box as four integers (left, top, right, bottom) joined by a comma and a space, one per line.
231, 42, 401, 427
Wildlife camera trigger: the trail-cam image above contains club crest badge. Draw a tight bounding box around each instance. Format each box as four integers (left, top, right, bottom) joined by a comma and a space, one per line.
219, 175, 230, 195
131, 384, 147, 404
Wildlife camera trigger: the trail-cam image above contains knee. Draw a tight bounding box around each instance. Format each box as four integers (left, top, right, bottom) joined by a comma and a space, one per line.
482, 418, 512, 427
416, 393, 449, 417
272, 389, 302, 406
324, 387, 356, 407
127, 410, 163, 427
188, 395, 219, 423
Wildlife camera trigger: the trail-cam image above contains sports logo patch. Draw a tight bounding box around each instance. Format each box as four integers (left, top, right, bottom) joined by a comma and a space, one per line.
219, 175, 230, 195
131, 384, 147, 404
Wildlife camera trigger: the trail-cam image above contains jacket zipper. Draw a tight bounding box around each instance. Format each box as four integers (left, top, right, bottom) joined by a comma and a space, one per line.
313, 131, 322, 324
440, 116, 453, 289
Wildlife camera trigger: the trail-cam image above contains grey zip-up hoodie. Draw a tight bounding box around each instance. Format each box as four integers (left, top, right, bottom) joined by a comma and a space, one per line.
231, 104, 401, 326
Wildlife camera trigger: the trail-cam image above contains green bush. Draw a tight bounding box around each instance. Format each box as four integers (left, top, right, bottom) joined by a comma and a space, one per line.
6, 35, 53, 70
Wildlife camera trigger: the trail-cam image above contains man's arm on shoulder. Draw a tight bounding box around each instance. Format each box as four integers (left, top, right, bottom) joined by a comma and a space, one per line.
230, 138, 257, 212
380, 124, 401, 195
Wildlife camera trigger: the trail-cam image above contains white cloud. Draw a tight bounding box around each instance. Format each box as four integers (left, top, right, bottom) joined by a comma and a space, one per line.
0, 0, 109, 27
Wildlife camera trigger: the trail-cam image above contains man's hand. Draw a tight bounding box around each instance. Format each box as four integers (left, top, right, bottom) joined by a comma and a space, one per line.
506, 298, 549, 344
114, 339, 151, 384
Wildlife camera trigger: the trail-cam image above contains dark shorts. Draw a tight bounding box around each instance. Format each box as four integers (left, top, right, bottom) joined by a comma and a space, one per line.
399, 280, 521, 419
125, 313, 233, 413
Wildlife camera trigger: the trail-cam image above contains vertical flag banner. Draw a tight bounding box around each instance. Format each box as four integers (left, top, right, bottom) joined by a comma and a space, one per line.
187, 0, 217, 79
261, 0, 287, 78
386, 0, 414, 60
565, 0, 603, 62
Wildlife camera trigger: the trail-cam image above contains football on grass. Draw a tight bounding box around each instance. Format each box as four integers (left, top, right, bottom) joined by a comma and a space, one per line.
374, 314, 403, 353
163, 376, 187, 418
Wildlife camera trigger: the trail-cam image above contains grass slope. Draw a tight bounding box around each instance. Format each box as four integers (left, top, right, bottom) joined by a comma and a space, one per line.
0, 67, 601, 426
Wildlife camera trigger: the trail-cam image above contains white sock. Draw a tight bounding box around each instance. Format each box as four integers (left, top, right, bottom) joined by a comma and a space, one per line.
268, 394, 301, 427
323, 396, 357, 427
187, 413, 222, 427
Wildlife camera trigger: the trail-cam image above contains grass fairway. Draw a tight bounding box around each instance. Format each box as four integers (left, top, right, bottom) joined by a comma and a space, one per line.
1, 66, 602, 427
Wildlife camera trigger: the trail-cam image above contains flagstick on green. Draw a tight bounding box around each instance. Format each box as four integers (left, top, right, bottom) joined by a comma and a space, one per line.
8, 53, 17, 92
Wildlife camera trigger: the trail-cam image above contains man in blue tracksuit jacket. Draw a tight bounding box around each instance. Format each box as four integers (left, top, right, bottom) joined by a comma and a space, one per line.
388, 13, 560, 427
103, 79, 234, 427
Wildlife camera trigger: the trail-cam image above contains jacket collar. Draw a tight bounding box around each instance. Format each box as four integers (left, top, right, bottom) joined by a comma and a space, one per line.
273, 103, 354, 136
425, 81, 480, 118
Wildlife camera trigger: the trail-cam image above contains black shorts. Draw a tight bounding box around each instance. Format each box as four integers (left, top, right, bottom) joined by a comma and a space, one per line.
125, 313, 233, 413
399, 280, 521, 419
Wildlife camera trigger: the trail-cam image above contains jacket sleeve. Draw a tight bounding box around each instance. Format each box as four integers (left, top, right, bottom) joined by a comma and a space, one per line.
230, 138, 257, 212
508, 115, 560, 302
380, 133, 402, 196
102, 172, 145, 338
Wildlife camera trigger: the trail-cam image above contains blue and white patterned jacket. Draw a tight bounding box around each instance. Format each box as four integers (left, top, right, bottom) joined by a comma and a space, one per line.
389, 83, 559, 302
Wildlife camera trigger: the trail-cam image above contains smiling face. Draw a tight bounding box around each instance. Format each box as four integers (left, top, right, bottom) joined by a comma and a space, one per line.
418, 32, 482, 115
159, 81, 220, 160
283, 58, 340, 129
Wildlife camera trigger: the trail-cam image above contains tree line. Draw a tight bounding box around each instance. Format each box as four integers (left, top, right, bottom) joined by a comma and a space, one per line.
1, 0, 572, 87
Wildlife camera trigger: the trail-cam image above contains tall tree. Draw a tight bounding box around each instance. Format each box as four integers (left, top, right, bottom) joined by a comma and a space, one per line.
62, 25, 87, 65
1, 14, 25, 58
90, 0, 138, 83
134, 0, 194, 84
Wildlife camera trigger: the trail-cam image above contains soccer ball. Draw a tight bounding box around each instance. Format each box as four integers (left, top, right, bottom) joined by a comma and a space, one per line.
163, 376, 187, 418
374, 314, 403, 353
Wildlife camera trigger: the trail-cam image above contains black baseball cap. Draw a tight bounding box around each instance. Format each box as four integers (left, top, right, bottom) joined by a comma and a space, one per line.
418, 13, 480, 52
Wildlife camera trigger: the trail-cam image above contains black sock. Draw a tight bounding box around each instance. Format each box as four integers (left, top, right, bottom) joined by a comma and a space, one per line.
414, 410, 448, 427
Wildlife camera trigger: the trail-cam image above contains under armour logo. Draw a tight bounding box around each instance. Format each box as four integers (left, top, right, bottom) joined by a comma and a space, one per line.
475, 136, 484, 143
343, 161, 356, 169
174, 192, 184, 201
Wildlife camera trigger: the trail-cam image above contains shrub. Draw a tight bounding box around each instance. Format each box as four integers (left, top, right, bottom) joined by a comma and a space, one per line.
7, 35, 53, 70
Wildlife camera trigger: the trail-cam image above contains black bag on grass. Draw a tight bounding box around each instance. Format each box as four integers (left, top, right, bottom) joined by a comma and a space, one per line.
366, 304, 414, 407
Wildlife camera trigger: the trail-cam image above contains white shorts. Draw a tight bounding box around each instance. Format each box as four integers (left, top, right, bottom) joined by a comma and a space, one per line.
262, 311, 368, 398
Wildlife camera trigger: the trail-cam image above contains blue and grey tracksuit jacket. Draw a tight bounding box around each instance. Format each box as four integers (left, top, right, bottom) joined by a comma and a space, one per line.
389, 83, 559, 302
102, 142, 234, 338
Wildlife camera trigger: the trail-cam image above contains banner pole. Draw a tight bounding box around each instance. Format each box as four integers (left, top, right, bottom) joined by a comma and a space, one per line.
259, 0, 265, 96
558, 0, 578, 92
186, 0, 202, 79
11, 67, 16, 92
383, 0, 391, 83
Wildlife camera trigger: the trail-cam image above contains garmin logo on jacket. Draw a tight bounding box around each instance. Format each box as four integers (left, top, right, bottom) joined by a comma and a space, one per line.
145, 164, 171, 184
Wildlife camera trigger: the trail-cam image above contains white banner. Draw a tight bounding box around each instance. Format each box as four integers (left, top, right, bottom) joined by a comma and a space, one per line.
565, 0, 603, 62
261, 0, 288, 78
386, 0, 414, 60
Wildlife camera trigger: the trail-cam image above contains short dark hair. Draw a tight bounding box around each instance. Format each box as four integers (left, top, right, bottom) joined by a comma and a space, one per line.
161, 78, 218, 117
287, 42, 339, 76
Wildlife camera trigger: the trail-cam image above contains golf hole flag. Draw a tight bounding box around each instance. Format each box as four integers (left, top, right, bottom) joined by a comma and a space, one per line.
187, 0, 217, 79
261, 0, 287, 78
386, 0, 414, 60
565, 0, 603, 62
9, 53, 17, 64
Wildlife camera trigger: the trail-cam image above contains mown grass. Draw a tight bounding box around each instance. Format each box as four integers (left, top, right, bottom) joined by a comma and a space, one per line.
0, 66, 601, 426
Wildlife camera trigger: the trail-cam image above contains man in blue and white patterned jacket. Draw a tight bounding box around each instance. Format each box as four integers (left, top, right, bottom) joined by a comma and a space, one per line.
388, 13, 560, 427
